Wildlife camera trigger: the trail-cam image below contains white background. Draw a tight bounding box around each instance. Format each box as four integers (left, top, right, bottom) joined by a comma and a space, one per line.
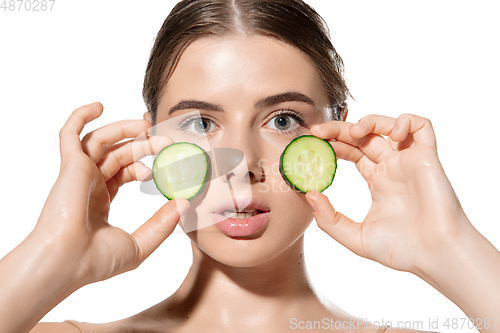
1, 1, 499, 332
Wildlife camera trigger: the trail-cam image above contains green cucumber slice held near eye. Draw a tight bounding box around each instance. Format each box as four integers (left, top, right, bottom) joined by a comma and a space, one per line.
152, 142, 211, 200
280, 135, 337, 193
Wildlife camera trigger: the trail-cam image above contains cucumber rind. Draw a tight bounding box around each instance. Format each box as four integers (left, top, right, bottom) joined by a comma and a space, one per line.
280, 135, 337, 193
152, 142, 211, 201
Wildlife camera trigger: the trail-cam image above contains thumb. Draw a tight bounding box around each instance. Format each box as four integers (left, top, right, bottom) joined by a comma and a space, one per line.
132, 199, 190, 262
305, 191, 365, 257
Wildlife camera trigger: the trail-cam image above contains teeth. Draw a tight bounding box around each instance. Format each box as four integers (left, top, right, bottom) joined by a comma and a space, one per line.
222, 210, 260, 219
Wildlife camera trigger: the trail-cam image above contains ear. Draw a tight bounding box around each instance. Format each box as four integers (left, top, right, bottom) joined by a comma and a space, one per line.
339, 103, 348, 122
143, 111, 152, 123
342, 107, 348, 122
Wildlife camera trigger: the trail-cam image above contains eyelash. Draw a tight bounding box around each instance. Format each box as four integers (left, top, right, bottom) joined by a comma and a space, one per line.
269, 109, 306, 127
264, 109, 307, 137
178, 109, 306, 136
178, 114, 219, 136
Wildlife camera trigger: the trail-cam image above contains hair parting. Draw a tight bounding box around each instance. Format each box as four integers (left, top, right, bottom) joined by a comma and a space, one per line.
143, 0, 352, 124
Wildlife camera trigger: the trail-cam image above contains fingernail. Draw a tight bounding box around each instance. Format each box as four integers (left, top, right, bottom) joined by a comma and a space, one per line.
391, 126, 398, 136
140, 167, 152, 181
175, 199, 190, 216
306, 194, 318, 212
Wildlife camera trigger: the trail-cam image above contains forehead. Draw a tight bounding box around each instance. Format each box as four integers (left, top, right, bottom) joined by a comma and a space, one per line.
159, 34, 329, 111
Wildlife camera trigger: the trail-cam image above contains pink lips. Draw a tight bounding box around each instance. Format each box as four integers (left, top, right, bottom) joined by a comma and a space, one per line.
215, 212, 271, 237
213, 197, 271, 237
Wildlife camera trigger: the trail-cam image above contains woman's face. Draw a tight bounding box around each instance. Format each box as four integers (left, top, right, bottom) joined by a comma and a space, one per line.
154, 34, 332, 267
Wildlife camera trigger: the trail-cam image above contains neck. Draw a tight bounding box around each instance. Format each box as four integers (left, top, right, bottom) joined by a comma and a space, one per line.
162, 236, 324, 329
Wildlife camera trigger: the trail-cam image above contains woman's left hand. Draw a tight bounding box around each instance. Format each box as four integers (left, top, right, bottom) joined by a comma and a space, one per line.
306, 113, 474, 274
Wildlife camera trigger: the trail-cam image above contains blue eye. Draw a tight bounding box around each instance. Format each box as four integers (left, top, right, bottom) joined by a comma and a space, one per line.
266, 113, 302, 131
180, 116, 217, 134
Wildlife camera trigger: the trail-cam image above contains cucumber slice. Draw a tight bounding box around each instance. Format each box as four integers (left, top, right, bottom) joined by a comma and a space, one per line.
152, 142, 210, 200
280, 135, 336, 193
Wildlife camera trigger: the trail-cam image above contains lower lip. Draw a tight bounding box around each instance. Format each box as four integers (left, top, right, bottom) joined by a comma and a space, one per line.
214, 212, 271, 237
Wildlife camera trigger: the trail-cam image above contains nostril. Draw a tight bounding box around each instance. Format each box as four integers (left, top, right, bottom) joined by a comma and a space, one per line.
254, 167, 265, 182
227, 172, 235, 181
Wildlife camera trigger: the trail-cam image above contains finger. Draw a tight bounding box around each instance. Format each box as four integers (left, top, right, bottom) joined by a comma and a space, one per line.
392, 113, 437, 148
59, 102, 103, 164
329, 140, 378, 183
347, 116, 399, 163
115, 161, 152, 186
106, 176, 120, 203
356, 133, 393, 164
329, 140, 364, 164
312, 121, 393, 164
98, 135, 173, 182
131, 199, 190, 263
81, 119, 152, 163
106, 161, 151, 202
311, 120, 354, 144
350, 113, 436, 148
349, 114, 397, 138
390, 133, 416, 151
305, 191, 366, 258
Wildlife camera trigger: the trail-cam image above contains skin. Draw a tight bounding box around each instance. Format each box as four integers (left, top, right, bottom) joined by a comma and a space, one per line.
154, 35, 330, 267
0, 34, 498, 333
132, 35, 356, 332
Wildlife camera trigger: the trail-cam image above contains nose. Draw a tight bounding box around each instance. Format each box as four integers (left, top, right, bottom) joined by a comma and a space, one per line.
212, 134, 265, 185
221, 154, 265, 184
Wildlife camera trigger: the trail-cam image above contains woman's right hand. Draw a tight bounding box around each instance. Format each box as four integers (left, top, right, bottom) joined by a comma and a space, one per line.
33, 101, 189, 286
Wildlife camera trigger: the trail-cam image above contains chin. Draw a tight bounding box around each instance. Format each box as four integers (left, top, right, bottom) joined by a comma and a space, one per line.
187, 212, 314, 268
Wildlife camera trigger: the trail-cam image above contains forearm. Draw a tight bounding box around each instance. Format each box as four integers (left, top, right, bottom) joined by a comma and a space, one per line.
0, 231, 85, 333
415, 219, 500, 332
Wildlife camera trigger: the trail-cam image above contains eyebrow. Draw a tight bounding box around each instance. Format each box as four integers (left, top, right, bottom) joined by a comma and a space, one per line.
168, 92, 315, 115
168, 100, 223, 115
255, 92, 315, 109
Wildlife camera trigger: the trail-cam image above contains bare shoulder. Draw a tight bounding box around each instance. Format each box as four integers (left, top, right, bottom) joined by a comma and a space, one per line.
30, 320, 135, 333
29, 322, 82, 333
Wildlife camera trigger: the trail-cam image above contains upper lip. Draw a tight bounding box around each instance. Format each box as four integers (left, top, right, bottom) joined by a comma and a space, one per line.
214, 196, 271, 215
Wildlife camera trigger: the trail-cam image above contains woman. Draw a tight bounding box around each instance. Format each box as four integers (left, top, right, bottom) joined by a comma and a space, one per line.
0, 0, 499, 332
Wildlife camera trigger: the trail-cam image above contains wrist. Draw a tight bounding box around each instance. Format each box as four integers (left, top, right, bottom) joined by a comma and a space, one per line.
413, 219, 500, 321
27, 227, 90, 290
412, 217, 476, 280
0, 231, 86, 332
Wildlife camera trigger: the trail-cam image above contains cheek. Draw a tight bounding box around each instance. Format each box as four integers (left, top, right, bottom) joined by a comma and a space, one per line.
263, 164, 314, 228
272, 189, 314, 225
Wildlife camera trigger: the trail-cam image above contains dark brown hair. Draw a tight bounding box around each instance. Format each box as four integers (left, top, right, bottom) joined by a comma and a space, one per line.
143, 0, 351, 124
